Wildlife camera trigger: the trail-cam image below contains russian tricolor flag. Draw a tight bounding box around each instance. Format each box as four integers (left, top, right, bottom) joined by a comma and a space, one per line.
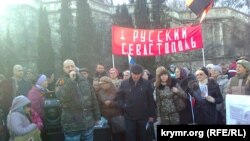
128, 54, 135, 65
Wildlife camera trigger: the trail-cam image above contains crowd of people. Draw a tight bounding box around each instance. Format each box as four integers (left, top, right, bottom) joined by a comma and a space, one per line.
0, 56, 250, 141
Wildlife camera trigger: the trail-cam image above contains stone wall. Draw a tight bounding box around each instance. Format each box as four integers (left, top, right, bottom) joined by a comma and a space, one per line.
161, 7, 250, 70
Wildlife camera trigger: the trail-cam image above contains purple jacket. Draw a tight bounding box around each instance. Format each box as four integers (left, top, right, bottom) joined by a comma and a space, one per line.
7, 96, 37, 140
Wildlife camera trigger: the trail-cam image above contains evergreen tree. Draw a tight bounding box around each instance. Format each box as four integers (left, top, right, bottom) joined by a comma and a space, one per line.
113, 4, 133, 27
37, 7, 55, 74
76, 0, 96, 69
3, 29, 18, 77
112, 4, 134, 70
134, 0, 150, 28
134, 0, 154, 71
60, 0, 73, 61
151, 0, 165, 28
113, 5, 121, 25
119, 4, 134, 27
6, 5, 38, 63
151, 0, 170, 67
0, 39, 4, 75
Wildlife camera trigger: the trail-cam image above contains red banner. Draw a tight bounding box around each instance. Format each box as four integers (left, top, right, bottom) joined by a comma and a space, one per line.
112, 24, 203, 56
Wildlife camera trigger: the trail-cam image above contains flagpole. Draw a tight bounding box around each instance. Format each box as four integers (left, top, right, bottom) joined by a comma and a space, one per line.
202, 48, 205, 66
127, 54, 130, 67
188, 93, 195, 124
112, 54, 115, 68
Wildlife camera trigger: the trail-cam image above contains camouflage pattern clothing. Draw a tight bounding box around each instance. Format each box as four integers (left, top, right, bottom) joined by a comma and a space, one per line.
56, 74, 101, 133
111, 78, 122, 89
156, 84, 186, 125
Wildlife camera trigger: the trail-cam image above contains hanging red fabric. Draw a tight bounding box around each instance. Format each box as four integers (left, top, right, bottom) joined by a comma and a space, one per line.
112, 24, 203, 56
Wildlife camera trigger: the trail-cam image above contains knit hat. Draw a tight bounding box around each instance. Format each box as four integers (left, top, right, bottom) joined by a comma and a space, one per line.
237, 60, 250, 71
10, 95, 31, 112
183, 67, 190, 75
36, 74, 47, 86
199, 67, 209, 76
206, 64, 214, 70
169, 64, 176, 68
212, 65, 222, 74
130, 64, 143, 74
79, 68, 89, 73
235, 56, 250, 62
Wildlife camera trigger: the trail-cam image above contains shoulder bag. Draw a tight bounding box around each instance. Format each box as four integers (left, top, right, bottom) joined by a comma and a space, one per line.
10, 112, 42, 141
110, 115, 125, 133
173, 94, 186, 112
13, 128, 42, 141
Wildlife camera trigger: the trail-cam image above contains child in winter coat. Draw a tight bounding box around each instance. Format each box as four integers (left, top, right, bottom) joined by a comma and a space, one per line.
7, 95, 42, 141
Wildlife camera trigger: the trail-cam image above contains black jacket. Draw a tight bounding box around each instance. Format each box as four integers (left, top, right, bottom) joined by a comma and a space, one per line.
117, 77, 156, 120
191, 79, 223, 124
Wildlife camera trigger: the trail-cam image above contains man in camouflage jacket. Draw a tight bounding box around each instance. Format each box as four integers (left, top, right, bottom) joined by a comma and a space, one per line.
56, 59, 101, 141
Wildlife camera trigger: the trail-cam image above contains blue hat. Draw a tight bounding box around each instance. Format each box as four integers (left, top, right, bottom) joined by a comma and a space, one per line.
36, 74, 47, 86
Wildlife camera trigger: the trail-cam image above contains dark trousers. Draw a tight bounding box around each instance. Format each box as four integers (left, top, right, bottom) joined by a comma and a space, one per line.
0, 121, 9, 141
125, 119, 148, 141
112, 132, 125, 141
108, 122, 125, 141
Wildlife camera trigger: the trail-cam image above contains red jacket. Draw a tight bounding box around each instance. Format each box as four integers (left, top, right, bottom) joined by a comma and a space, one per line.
27, 86, 45, 119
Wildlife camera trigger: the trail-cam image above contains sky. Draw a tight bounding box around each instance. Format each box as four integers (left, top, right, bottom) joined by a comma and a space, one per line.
0, 0, 125, 15
0, 0, 34, 15
112, 0, 130, 5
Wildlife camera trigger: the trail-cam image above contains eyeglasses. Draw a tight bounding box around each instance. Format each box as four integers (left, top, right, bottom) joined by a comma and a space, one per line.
196, 73, 204, 76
